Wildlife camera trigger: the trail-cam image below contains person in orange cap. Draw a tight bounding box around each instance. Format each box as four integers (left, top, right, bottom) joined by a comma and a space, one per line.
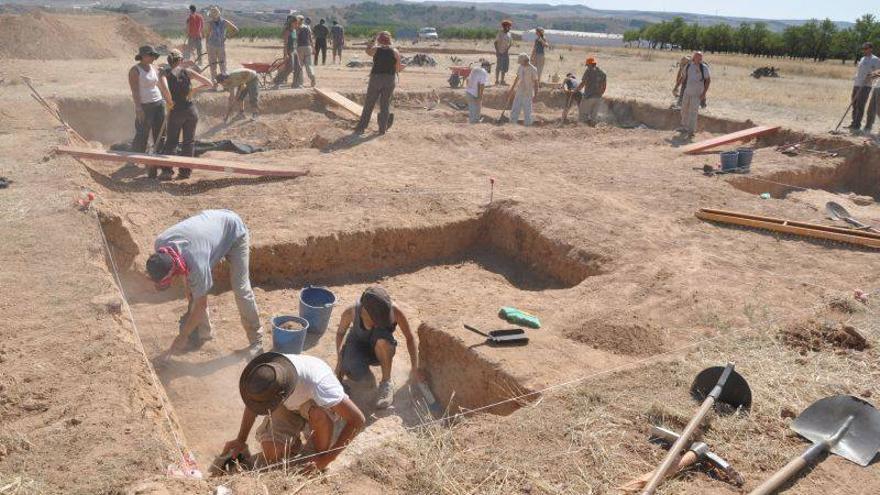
575, 56, 606, 126
494, 20, 513, 85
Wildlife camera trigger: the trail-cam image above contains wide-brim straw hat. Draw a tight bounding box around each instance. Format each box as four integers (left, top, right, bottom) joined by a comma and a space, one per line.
239, 352, 298, 414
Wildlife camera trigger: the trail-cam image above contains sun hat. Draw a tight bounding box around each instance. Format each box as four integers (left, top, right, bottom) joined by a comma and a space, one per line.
360, 286, 393, 329
135, 45, 160, 61
239, 352, 299, 414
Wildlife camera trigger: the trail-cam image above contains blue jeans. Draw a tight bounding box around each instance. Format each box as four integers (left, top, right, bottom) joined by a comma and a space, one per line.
510, 93, 533, 126
466, 93, 481, 123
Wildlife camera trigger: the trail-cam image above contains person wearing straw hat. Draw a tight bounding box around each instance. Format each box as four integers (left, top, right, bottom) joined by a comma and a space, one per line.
128, 45, 168, 178
575, 56, 606, 126
531, 27, 550, 82
146, 210, 264, 357
203, 5, 238, 83
494, 20, 513, 85
221, 352, 365, 470
334, 286, 424, 409
159, 49, 213, 179
507, 53, 539, 126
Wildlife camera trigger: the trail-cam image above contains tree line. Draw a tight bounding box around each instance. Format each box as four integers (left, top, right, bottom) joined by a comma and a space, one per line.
623, 14, 880, 63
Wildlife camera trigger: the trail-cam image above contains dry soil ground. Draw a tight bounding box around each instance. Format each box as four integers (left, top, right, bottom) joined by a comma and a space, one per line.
1, 12, 880, 495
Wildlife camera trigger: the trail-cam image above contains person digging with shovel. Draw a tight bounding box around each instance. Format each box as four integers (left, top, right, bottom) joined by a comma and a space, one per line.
221, 352, 365, 471
334, 286, 424, 409
216, 68, 260, 122
146, 209, 264, 358
507, 53, 539, 127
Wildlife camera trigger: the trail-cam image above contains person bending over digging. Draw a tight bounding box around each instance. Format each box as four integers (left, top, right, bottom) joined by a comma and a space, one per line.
222, 352, 365, 471
146, 209, 264, 357
216, 68, 260, 122
334, 286, 423, 409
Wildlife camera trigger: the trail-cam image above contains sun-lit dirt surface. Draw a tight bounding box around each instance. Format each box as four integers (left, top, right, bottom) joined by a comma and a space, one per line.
2, 12, 880, 495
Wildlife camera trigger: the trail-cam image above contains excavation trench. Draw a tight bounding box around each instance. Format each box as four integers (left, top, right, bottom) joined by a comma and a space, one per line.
98, 204, 607, 470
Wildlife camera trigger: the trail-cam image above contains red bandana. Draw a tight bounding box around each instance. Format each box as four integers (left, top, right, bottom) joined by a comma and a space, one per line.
155, 246, 189, 290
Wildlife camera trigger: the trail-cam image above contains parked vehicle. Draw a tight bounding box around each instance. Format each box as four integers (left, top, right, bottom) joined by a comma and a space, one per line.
418, 27, 439, 41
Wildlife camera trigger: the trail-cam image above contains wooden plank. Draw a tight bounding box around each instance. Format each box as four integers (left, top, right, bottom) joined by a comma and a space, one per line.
700, 208, 880, 239
313, 87, 366, 121
55, 146, 309, 178
681, 126, 781, 154
696, 208, 880, 249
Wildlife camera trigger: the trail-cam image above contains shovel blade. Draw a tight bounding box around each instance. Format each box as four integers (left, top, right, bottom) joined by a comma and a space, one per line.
793, 395, 880, 466
691, 366, 752, 412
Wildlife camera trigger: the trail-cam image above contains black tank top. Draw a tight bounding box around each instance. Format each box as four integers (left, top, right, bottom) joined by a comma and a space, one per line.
164, 67, 192, 109
371, 47, 396, 75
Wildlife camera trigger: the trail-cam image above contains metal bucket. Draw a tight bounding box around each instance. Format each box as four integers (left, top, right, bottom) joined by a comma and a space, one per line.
720, 151, 740, 171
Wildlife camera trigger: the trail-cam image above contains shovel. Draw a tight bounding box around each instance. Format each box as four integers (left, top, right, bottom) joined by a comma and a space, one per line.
749, 395, 880, 495
640, 363, 752, 495
826, 201, 880, 233
463, 324, 528, 345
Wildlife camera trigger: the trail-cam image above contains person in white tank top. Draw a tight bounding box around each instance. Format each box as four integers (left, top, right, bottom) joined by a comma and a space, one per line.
128, 45, 172, 178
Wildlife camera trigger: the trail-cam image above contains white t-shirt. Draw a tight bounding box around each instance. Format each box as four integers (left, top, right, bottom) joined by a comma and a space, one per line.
495, 31, 512, 53
683, 62, 710, 96
281, 354, 346, 411
515, 64, 539, 96
466, 67, 489, 98
854, 54, 880, 87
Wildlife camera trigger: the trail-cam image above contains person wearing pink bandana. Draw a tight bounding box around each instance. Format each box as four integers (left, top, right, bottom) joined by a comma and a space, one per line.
147, 209, 263, 357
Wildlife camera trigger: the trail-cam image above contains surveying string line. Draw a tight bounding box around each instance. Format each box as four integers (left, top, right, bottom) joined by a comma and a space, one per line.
220, 292, 834, 484
92, 209, 191, 470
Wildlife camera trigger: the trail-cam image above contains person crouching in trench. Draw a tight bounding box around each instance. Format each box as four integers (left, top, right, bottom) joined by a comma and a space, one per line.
334, 286, 424, 409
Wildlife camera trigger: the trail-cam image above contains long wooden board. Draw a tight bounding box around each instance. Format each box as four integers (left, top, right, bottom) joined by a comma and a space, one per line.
696, 208, 880, 249
55, 146, 309, 178
313, 87, 367, 121
681, 126, 781, 154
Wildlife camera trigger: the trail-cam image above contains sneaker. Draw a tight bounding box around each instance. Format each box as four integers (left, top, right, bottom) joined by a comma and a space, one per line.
376, 380, 394, 409
177, 168, 192, 180
247, 339, 264, 358
158, 168, 174, 181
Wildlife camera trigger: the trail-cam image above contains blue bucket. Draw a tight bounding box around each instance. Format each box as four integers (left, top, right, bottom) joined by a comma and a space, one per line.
736, 148, 754, 170
299, 286, 337, 335
720, 151, 740, 171
272, 315, 309, 354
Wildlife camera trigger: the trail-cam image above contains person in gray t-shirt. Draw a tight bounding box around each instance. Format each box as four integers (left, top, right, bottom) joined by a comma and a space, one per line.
147, 209, 263, 356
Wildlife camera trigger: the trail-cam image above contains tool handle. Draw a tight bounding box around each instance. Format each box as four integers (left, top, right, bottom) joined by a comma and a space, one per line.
747, 442, 825, 495
618, 451, 698, 493
640, 397, 716, 495
463, 324, 489, 337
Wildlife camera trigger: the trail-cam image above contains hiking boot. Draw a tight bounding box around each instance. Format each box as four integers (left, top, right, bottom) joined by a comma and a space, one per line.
177, 168, 192, 180
386, 113, 394, 131
376, 380, 394, 409
158, 168, 174, 181
352, 126, 365, 136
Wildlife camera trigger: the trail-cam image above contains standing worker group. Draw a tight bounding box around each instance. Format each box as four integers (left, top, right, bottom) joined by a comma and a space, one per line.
331, 20, 345, 64
576, 57, 606, 126
204, 6, 238, 83
676, 51, 711, 139
184, 5, 204, 62
494, 20, 513, 85
354, 31, 401, 135
848, 42, 880, 132
313, 19, 330, 66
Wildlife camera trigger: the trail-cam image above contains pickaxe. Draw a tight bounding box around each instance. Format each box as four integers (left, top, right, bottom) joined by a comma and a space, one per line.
617, 426, 743, 493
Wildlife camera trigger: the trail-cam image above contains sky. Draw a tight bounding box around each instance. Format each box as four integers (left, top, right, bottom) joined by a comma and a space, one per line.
448, 1, 867, 22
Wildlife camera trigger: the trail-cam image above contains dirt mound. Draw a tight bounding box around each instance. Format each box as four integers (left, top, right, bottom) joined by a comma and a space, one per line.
0, 11, 165, 60
781, 319, 870, 353
564, 318, 666, 356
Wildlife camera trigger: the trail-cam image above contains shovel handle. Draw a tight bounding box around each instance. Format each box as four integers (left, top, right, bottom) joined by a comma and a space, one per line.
747, 442, 825, 495
640, 396, 716, 495
463, 324, 489, 338
618, 450, 698, 493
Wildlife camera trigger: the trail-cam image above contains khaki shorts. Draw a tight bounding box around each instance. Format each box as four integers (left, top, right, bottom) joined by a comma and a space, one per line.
254, 400, 315, 447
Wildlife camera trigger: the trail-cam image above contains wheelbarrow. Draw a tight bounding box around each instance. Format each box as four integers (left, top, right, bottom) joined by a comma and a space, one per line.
241, 58, 287, 88
448, 66, 472, 88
